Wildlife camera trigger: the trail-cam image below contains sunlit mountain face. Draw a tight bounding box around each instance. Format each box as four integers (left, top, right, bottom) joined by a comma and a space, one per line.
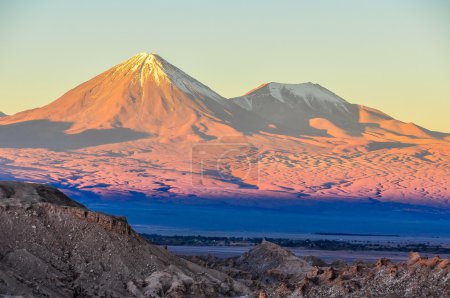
0, 53, 449, 235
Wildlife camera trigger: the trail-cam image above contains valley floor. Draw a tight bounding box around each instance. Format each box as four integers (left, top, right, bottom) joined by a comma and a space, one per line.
141, 233, 450, 262
169, 245, 450, 263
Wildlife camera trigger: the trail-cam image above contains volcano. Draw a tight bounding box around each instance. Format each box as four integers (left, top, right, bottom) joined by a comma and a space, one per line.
0, 53, 268, 142
231, 82, 446, 140
0, 52, 448, 204
1, 53, 446, 143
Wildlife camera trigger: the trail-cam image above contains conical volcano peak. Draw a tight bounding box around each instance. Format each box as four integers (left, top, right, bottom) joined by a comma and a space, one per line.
129, 51, 160, 59
112, 52, 163, 76
109, 52, 222, 102
134, 52, 163, 65
0, 52, 230, 136
134, 51, 159, 57
122, 52, 176, 71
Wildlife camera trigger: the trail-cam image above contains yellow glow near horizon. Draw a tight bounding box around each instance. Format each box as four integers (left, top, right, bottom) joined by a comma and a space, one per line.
0, 0, 449, 132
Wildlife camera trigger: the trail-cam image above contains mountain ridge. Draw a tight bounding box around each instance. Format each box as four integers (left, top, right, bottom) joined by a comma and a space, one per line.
231, 82, 448, 140
0, 53, 238, 141
1, 52, 448, 140
0, 52, 448, 204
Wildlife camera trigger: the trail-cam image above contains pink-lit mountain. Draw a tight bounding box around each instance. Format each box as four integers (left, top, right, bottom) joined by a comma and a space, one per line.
0, 53, 448, 205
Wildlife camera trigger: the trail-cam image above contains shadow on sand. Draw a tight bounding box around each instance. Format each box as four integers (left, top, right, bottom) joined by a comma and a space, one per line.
0, 120, 149, 150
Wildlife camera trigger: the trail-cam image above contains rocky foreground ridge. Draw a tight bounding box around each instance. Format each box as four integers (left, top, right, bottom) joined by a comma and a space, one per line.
0, 181, 449, 297
0, 181, 248, 297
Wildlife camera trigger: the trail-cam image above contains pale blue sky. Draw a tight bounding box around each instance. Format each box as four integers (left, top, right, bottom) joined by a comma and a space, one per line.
1, 0, 449, 131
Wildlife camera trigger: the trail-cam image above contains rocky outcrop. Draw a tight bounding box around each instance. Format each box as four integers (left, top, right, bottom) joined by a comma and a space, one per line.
287, 251, 449, 298
185, 240, 313, 295
186, 241, 450, 298
0, 181, 85, 208
1, 181, 449, 297
0, 181, 249, 297
292, 252, 450, 297
234, 240, 312, 282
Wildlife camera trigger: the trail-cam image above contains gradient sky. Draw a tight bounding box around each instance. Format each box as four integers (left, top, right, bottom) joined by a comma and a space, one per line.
1, 0, 449, 131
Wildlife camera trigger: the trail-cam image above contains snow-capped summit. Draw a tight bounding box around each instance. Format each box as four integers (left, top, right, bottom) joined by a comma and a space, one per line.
0, 53, 448, 203
236, 82, 350, 113
267, 82, 346, 104
231, 82, 443, 139
231, 82, 357, 136
112, 53, 224, 103
0, 53, 445, 143
0, 52, 257, 140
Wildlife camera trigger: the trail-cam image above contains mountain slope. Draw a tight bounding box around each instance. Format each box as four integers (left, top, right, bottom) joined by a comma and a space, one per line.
1, 55, 446, 144
0, 181, 249, 297
231, 82, 446, 141
0, 53, 448, 204
0, 53, 268, 142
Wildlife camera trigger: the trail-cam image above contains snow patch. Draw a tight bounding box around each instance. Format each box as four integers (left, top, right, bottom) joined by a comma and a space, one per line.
120, 53, 225, 103
268, 82, 347, 105
236, 82, 350, 113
